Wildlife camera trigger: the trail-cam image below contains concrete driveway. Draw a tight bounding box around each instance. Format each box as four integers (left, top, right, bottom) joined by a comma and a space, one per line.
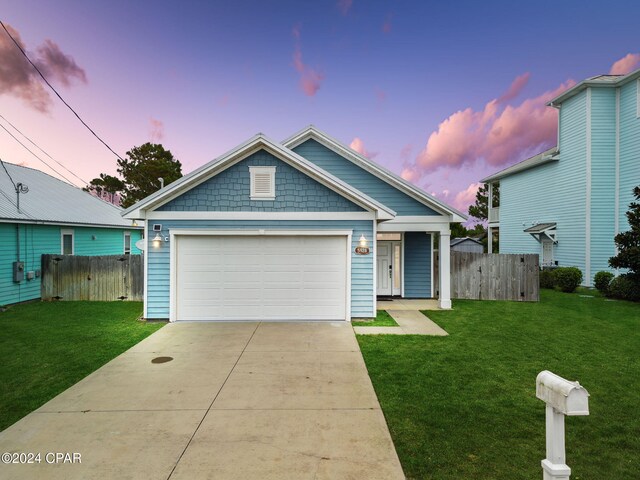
0, 322, 404, 480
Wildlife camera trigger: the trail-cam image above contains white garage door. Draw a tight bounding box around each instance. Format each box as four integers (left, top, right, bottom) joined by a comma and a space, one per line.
174, 235, 348, 321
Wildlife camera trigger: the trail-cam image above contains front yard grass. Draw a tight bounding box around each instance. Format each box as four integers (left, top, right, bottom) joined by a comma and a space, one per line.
0, 301, 163, 431
352, 310, 399, 326
357, 289, 640, 479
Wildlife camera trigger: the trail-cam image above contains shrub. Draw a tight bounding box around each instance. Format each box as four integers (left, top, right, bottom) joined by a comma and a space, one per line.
594, 271, 614, 294
539, 269, 556, 289
553, 267, 583, 293
608, 274, 640, 301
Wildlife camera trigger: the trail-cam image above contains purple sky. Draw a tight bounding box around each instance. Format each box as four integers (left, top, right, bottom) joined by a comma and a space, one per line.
1, 0, 639, 214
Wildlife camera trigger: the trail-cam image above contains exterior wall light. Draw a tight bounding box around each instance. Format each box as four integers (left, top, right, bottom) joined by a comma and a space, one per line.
359, 234, 368, 248
152, 233, 163, 248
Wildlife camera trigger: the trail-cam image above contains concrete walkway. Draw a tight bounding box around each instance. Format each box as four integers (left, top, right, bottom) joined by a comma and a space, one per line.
0, 322, 404, 480
354, 310, 449, 336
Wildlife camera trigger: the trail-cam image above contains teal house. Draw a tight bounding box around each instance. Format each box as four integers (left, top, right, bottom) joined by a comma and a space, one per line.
482, 68, 640, 286
124, 126, 465, 322
1, 163, 143, 305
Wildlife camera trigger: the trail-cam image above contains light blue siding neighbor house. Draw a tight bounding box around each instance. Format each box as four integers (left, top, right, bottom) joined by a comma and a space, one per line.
483, 68, 640, 286
123, 126, 465, 322
1, 163, 143, 305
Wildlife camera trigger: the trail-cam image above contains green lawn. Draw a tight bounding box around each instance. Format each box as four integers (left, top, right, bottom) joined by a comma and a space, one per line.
357, 290, 640, 479
0, 301, 163, 431
352, 310, 399, 326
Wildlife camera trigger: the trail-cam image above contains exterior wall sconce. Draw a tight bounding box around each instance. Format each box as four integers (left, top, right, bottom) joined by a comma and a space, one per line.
152, 233, 163, 248
355, 234, 370, 255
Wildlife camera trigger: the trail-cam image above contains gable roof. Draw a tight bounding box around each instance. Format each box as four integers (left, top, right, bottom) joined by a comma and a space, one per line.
549, 67, 640, 106
450, 237, 483, 247
122, 134, 396, 220
481, 146, 559, 183
282, 126, 466, 222
0, 162, 138, 228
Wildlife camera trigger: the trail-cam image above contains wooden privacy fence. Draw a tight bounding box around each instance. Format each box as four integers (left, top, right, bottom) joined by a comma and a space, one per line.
41, 254, 143, 301
435, 251, 539, 301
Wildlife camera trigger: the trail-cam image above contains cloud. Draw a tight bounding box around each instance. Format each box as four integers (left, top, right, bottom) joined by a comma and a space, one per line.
337, 0, 353, 15
442, 189, 450, 198
374, 87, 386, 103
413, 74, 575, 175
149, 118, 164, 142
382, 13, 393, 34
350, 137, 378, 159
291, 25, 324, 97
0, 23, 86, 112
609, 53, 640, 75
453, 182, 481, 211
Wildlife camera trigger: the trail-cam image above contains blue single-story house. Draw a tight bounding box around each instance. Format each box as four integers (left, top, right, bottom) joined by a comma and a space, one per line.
123, 126, 465, 321
1, 162, 143, 306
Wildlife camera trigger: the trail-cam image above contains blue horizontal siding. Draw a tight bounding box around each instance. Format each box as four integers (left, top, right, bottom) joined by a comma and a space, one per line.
158, 150, 364, 212
404, 232, 432, 298
146, 219, 374, 319
0, 223, 142, 305
293, 139, 438, 216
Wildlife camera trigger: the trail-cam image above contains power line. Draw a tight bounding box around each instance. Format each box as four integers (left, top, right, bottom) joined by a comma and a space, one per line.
0, 19, 125, 162
0, 156, 17, 189
0, 113, 88, 185
0, 123, 76, 185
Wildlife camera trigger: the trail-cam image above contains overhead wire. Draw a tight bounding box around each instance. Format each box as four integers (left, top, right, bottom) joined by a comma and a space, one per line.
0, 19, 126, 163
0, 123, 76, 185
0, 112, 88, 185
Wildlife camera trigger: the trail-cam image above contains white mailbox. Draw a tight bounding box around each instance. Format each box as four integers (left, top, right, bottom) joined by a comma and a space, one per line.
536, 371, 590, 480
536, 371, 589, 416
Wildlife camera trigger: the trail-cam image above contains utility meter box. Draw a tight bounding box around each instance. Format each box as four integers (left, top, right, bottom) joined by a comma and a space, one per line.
13, 261, 25, 282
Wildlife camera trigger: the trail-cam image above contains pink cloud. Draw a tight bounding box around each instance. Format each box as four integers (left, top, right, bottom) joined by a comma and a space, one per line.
374, 87, 386, 103
382, 13, 393, 33
149, 118, 164, 142
609, 53, 640, 75
291, 25, 324, 97
497, 72, 530, 103
337, 0, 353, 15
413, 74, 576, 175
0, 23, 86, 112
350, 137, 378, 159
453, 183, 481, 211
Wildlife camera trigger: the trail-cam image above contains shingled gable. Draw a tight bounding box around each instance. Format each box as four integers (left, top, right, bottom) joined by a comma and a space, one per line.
122, 133, 396, 220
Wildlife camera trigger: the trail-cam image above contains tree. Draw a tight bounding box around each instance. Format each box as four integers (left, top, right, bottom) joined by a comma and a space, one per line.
609, 186, 640, 277
84, 173, 124, 204
86, 143, 182, 208
468, 182, 500, 222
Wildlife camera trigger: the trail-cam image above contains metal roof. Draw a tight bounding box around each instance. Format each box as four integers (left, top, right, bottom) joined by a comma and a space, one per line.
0, 162, 138, 228
549, 68, 640, 106
481, 146, 558, 183
524, 222, 556, 234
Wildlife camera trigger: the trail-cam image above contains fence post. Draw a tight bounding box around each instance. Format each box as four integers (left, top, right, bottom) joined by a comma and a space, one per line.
535, 371, 589, 480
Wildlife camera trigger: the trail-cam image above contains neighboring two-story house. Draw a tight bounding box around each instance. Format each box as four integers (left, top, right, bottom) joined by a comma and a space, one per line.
482, 68, 640, 286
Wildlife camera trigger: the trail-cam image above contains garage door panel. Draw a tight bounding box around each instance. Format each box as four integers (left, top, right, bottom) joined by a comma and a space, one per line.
175, 235, 347, 321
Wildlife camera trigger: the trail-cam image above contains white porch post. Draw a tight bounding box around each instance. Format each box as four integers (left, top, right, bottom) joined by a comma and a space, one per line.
439, 230, 451, 309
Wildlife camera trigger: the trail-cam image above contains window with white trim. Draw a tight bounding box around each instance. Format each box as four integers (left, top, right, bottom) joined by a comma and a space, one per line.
124, 231, 131, 255
249, 166, 276, 200
61, 229, 74, 255
637, 79, 640, 118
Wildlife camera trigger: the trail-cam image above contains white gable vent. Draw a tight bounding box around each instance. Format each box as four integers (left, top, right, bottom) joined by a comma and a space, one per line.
249, 166, 276, 200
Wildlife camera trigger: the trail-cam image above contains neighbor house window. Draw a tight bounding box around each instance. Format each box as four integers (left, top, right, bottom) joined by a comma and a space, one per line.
61, 229, 74, 255
124, 232, 131, 255
249, 166, 276, 200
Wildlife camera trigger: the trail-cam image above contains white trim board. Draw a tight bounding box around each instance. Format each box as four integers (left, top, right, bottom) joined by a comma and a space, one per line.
585, 87, 592, 285
146, 211, 376, 220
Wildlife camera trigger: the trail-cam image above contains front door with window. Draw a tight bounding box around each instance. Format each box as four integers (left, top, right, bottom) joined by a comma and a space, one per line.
376, 240, 402, 296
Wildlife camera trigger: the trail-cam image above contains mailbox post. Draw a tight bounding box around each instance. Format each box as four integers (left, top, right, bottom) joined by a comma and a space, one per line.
536, 371, 589, 480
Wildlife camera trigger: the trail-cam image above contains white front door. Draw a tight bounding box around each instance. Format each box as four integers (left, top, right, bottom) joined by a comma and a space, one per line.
377, 242, 392, 295
542, 239, 554, 266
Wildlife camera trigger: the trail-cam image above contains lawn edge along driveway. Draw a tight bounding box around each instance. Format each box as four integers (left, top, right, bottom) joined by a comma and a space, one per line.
0, 301, 163, 432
